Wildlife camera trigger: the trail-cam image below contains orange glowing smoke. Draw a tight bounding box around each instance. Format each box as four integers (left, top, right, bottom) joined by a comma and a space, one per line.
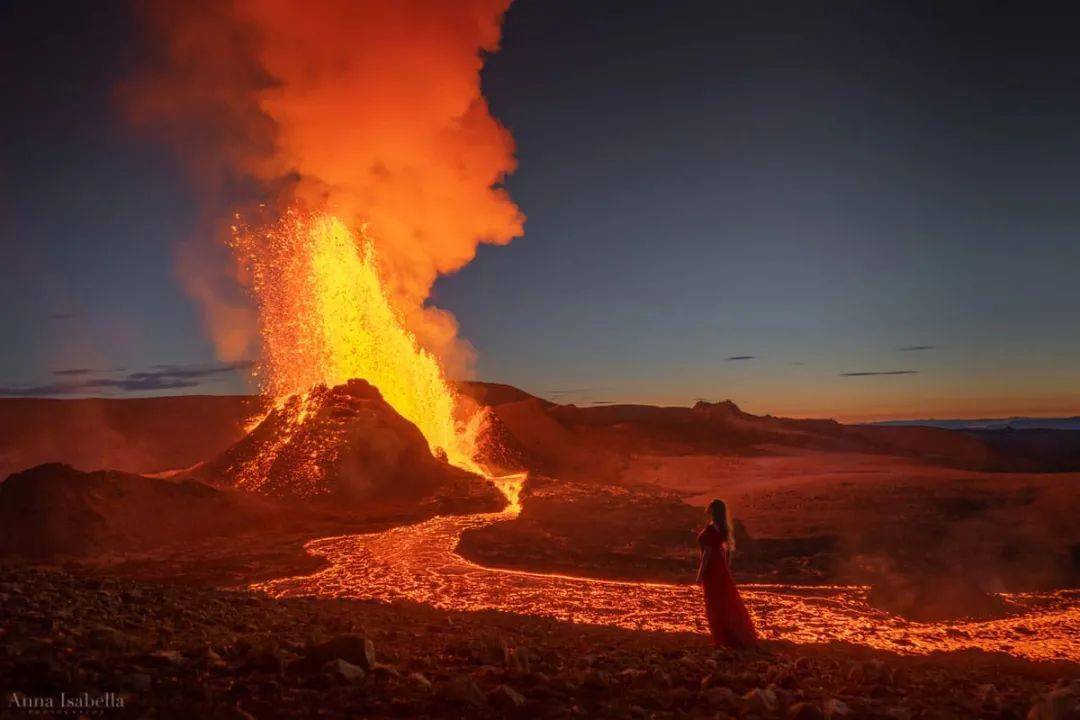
123, 0, 523, 400
230, 210, 481, 470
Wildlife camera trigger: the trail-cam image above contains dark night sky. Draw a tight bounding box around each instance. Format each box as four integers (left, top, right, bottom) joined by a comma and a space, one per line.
1, 0, 1078, 420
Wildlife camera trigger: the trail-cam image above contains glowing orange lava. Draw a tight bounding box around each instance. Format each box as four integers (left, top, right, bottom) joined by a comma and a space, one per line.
252, 474, 1079, 663
230, 210, 480, 471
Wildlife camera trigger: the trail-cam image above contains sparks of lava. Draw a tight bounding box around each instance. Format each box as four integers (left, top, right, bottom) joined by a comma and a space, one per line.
491, 473, 525, 513
230, 209, 481, 473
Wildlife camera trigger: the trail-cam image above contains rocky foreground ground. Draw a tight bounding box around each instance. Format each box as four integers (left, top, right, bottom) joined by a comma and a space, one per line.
2, 565, 1077, 720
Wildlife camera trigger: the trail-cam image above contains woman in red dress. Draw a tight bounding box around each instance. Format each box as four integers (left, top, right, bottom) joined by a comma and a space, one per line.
696, 498, 757, 648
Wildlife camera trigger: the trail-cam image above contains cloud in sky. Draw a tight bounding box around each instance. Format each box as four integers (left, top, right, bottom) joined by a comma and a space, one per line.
52, 366, 130, 377
134, 362, 254, 381
897, 345, 936, 351
52, 368, 94, 376
725, 355, 757, 361
0, 361, 253, 397
840, 370, 919, 377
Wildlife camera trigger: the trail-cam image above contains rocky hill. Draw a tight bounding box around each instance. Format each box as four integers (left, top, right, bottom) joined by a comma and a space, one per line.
0, 463, 273, 558
196, 380, 501, 511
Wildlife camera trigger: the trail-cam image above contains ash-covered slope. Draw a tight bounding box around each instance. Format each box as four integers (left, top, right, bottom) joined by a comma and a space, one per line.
198, 379, 501, 510
0, 463, 272, 558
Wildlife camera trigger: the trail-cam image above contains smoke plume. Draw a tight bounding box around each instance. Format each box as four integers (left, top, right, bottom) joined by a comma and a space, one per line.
122, 0, 523, 373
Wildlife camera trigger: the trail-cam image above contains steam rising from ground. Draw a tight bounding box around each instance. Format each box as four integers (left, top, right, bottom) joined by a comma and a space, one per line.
123, 0, 523, 373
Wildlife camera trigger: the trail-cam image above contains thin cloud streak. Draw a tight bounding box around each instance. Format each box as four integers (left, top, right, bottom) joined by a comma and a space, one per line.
725, 355, 757, 361
897, 345, 936, 352
0, 361, 254, 397
840, 370, 919, 377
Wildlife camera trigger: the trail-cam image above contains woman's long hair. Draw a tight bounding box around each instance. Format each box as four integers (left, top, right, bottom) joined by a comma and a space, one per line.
707, 498, 735, 551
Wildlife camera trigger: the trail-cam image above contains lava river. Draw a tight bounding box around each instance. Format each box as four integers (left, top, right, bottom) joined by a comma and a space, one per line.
252, 475, 1078, 663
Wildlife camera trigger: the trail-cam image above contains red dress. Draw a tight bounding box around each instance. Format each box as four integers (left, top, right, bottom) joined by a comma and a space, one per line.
698, 523, 757, 648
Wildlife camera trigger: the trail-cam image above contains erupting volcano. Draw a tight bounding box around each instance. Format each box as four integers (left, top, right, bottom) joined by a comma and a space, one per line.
3, 0, 1079, 717
229, 210, 484, 474
122, 0, 525, 479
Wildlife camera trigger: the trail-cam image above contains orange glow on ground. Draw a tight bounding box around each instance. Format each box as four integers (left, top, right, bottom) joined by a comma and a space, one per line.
252, 474, 1079, 663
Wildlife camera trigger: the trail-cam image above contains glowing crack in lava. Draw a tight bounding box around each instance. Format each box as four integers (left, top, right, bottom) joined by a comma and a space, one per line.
253, 475, 1079, 663
230, 211, 480, 472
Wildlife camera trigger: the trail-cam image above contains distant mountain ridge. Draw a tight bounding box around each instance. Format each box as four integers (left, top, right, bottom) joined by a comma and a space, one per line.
2, 384, 1077, 485
874, 417, 1080, 431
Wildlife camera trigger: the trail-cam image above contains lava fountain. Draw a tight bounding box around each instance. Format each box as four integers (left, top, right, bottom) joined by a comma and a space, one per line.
230, 209, 483, 473
123, 0, 524, 476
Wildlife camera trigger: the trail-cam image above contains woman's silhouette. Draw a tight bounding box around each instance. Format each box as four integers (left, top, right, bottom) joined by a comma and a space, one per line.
696, 498, 757, 648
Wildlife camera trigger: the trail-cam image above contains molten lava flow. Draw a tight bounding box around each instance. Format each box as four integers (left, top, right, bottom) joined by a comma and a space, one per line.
230, 210, 480, 471
489, 473, 525, 511
252, 478, 1080, 663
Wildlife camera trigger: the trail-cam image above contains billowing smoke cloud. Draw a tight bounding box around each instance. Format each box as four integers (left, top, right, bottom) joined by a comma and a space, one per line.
122, 0, 523, 374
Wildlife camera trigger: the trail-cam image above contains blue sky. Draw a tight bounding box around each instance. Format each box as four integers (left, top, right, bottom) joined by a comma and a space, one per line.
2, 0, 1078, 420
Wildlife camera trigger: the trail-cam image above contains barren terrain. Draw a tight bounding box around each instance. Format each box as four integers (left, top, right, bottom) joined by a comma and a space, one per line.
1, 387, 1078, 717
3, 564, 1077, 719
